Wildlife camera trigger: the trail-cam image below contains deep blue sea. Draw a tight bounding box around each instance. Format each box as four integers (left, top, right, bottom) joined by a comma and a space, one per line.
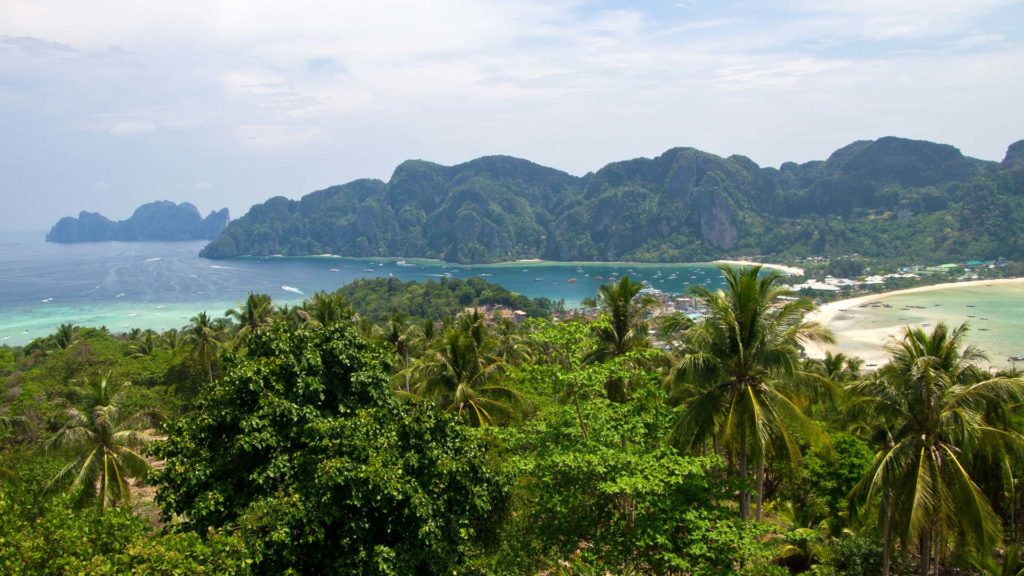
0, 231, 731, 345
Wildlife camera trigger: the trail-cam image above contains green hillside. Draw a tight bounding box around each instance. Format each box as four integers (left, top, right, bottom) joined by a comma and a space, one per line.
201, 137, 1024, 263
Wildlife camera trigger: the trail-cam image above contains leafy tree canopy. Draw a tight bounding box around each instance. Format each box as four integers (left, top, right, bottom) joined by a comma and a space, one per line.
153, 321, 510, 575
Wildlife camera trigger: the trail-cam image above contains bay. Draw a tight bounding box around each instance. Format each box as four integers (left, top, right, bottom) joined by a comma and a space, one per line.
0, 231, 729, 345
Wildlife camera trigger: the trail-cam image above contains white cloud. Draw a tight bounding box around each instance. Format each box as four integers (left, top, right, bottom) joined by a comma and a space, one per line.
0, 0, 1022, 231
108, 119, 156, 136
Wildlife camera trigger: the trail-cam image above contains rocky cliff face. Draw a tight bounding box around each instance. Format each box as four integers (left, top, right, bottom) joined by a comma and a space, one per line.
47, 201, 229, 243
201, 136, 1024, 263
1005, 140, 1024, 166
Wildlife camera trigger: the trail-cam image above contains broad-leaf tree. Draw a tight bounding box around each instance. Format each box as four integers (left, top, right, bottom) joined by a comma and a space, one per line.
153, 322, 509, 575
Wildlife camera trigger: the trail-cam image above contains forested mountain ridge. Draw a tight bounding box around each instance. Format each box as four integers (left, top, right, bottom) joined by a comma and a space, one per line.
201, 137, 1024, 263
48, 201, 229, 243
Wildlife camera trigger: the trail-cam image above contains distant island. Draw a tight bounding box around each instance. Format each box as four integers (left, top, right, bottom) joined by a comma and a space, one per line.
47, 201, 229, 243
201, 137, 1024, 264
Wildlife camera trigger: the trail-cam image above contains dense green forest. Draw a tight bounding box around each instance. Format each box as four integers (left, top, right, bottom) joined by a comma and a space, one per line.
201, 137, 1024, 264
2, 270, 1024, 574
334, 276, 559, 323
47, 201, 229, 243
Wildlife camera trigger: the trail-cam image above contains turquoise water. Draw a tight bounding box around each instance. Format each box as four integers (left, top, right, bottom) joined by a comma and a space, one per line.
824, 283, 1024, 370
0, 232, 730, 345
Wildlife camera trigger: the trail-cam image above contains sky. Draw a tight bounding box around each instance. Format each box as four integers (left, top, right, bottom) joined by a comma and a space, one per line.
1, 0, 1022, 231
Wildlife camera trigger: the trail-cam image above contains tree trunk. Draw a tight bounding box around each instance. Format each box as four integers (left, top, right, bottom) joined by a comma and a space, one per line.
739, 426, 750, 521
205, 348, 214, 383
571, 390, 589, 441
920, 529, 931, 576
881, 492, 892, 576
755, 457, 766, 521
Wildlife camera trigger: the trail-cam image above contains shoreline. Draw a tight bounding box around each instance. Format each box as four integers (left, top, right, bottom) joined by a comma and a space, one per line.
712, 259, 805, 276
804, 277, 1024, 366
809, 277, 1024, 326
229, 252, 806, 275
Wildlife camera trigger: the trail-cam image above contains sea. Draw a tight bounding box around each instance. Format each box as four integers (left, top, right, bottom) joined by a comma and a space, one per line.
0, 231, 730, 346
822, 284, 1024, 370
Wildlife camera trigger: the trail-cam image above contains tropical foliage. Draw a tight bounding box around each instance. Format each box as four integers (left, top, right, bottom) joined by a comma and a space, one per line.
1, 270, 1023, 574
43, 374, 158, 509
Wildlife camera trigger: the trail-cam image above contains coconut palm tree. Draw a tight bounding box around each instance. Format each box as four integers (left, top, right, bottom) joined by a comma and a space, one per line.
492, 317, 533, 365
225, 292, 275, 340
847, 323, 1024, 576
162, 328, 183, 352
583, 275, 657, 403
971, 543, 1024, 576
411, 323, 524, 427
54, 323, 77, 350
0, 413, 27, 480
186, 311, 222, 383
584, 275, 655, 361
668, 264, 833, 521
385, 313, 423, 394
128, 329, 159, 357
43, 374, 158, 510
301, 290, 353, 327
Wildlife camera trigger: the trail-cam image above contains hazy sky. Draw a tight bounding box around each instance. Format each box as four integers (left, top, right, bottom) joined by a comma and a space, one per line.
1, 0, 1022, 231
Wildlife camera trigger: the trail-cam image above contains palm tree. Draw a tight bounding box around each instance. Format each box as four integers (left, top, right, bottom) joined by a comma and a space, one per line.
818, 351, 863, 383
386, 313, 423, 394
0, 414, 25, 482
583, 275, 657, 403
55, 322, 77, 350
584, 275, 655, 361
971, 543, 1024, 576
847, 323, 1024, 576
668, 264, 833, 521
43, 374, 158, 510
186, 311, 221, 383
492, 317, 533, 365
129, 329, 159, 357
411, 324, 524, 427
162, 328, 183, 352
225, 292, 275, 340
301, 291, 353, 327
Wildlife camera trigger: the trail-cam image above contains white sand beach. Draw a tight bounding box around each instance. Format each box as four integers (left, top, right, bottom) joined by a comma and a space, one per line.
804, 278, 1024, 368
713, 259, 805, 276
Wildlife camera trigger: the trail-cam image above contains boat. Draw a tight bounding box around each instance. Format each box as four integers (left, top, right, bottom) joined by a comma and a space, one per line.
329, 268, 340, 272
567, 278, 577, 283
593, 276, 603, 281
1009, 355, 1024, 362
